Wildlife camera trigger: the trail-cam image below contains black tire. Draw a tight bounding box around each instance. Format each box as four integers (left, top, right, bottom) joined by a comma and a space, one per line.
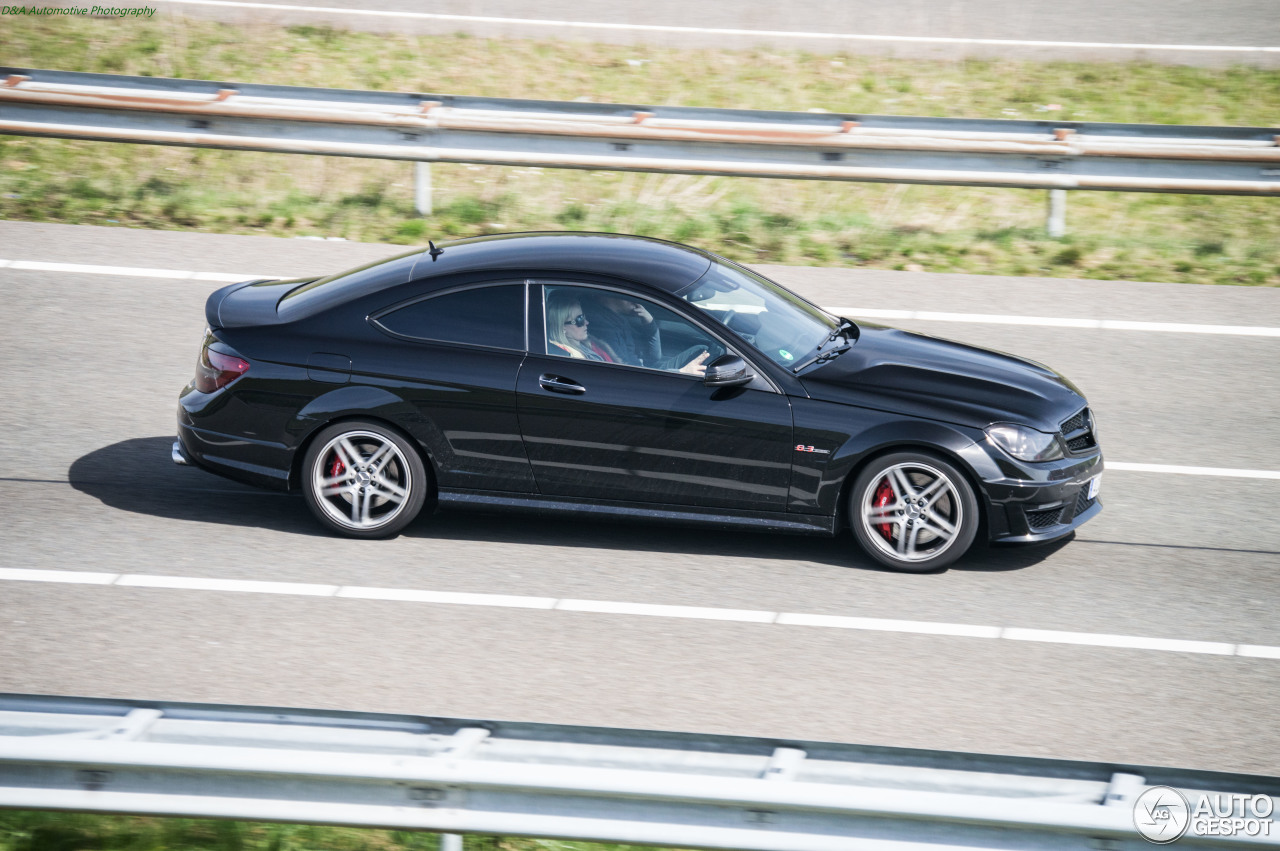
301, 420, 428, 539
849, 451, 979, 572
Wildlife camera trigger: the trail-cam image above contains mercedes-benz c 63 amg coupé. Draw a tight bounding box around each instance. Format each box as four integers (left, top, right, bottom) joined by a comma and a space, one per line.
175, 232, 1103, 571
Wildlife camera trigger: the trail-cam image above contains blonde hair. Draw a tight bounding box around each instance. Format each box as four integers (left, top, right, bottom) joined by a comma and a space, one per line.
545, 290, 586, 357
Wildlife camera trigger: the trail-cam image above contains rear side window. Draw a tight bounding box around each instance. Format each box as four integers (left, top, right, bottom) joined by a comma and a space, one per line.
374, 284, 525, 350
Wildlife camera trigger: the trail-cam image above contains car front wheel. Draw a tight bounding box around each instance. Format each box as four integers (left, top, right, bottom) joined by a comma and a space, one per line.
850, 451, 979, 572
302, 421, 428, 538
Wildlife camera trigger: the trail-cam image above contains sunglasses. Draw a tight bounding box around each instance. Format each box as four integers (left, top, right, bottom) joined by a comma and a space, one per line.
563, 314, 588, 327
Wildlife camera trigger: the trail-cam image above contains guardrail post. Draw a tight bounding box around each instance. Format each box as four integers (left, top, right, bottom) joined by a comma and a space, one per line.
1103, 772, 1146, 806
415, 162, 433, 216
439, 834, 462, 851
1047, 189, 1067, 237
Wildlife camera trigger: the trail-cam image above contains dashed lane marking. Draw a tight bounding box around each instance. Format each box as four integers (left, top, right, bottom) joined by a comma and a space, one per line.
1105, 462, 1280, 479
2, 567, 1276, 660
827, 307, 1280, 338
1, 259, 256, 283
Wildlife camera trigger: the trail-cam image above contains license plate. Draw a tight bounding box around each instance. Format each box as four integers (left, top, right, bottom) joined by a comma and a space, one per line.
1087, 475, 1102, 500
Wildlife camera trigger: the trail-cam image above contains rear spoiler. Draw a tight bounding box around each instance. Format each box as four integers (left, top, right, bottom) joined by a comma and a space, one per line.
204, 277, 317, 329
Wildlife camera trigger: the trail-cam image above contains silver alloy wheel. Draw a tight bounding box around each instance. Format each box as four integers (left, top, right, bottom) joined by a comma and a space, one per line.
311, 430, 413, 531
859, 461, 963, 564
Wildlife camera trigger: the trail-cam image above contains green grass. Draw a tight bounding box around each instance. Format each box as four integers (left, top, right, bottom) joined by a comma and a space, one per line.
0, 811, 689, 851
2, 16, 1279, 285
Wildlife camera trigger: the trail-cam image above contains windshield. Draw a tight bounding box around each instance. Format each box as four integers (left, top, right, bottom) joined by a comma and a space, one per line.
677, 257, 841, 368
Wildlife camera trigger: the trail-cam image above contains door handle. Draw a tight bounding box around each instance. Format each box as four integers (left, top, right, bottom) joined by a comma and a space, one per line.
538, 374, 586, 395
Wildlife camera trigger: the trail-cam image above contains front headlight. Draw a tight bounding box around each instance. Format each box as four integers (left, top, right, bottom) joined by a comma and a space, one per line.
985, 424, 1064, 462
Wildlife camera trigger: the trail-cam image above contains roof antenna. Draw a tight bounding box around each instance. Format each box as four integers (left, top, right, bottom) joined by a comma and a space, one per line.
428, 240, 444, 261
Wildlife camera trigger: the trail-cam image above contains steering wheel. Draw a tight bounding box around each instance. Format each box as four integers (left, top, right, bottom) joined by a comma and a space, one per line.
717, 309, 759, 346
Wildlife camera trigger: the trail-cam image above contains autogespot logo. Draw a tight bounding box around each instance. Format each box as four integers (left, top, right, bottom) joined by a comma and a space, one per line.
1134, 787, 1276, 843
1134, 786, 1191, 844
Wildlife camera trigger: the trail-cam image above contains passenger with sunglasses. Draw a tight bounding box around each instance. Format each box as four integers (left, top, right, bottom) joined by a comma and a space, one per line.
546, 291, 620, 362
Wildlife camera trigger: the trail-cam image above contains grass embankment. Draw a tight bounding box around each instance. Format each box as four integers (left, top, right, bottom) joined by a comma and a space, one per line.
2, 16, 1279, 285
0, 811, 685, 851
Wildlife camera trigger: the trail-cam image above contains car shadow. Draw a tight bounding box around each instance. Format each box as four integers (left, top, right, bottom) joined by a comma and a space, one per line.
68, 436, 324, 536
952, 535, 1075, 571
406, 504, 1056, 576
406, 508, 878, 570
72, 437, 1058, 573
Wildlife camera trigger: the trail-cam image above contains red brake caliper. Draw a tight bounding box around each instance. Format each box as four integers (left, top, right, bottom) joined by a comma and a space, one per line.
873, 478, 896, 540
328, 455, 346, 479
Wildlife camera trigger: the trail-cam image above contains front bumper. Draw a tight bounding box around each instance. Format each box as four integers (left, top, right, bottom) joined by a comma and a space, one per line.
983, 462, 1104, 543
957, 438, 1104, 544
991, 485, 1102, 544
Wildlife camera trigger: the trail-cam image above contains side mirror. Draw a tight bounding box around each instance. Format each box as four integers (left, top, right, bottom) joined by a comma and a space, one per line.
703, 353, 754, 388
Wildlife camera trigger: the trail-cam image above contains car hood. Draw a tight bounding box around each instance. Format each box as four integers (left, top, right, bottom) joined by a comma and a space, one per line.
797, 324, 1085, 432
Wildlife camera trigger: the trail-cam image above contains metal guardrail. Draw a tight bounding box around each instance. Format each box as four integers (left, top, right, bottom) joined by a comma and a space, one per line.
1, 68, 1278, 197
1, 694, 1279, 850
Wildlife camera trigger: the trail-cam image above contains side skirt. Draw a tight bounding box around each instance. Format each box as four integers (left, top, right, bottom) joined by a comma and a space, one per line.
437, 489, 837, 537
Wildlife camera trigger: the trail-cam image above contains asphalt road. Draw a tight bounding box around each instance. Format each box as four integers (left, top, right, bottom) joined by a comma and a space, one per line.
1, 221, 1278, 776
134, 0, 1280, 65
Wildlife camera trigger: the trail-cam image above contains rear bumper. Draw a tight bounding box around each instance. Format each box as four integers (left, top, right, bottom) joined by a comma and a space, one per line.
175, 418, 293, 491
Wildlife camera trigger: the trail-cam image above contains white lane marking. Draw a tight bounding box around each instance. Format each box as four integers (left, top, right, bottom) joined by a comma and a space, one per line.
6, 258, 1279, 338
1238, 645, 1280, 659
1106, 462, 1280, 480
5, 260, 259, 283
556, 598, 776, 622
776, 612, 1002, 638
831, 307, 1280, 338
150, 0, 1280, 53
338, 585, 556, 609
6, 568, 1278, 660
0, 567, 116, 584
115, 574, 339, 596
1000, 627, 1235, 656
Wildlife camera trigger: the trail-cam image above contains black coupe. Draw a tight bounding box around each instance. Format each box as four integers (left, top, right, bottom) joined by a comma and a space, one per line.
175, 232, 1102, 571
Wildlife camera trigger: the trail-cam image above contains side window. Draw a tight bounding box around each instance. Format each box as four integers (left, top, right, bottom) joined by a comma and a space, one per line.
542, 284, 719, 375
375, 284, 525, 350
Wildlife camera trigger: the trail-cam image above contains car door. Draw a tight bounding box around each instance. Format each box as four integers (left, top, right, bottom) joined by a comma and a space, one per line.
515, 282, 793, 512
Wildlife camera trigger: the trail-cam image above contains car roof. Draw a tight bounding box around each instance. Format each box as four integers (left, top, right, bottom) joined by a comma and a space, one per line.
414, 232, 715, 293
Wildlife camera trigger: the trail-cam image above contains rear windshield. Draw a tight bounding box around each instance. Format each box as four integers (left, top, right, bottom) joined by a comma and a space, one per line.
277, 250, 423, 319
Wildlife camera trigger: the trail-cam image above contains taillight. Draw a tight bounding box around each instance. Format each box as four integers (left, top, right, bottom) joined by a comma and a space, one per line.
194, 335, 250, 392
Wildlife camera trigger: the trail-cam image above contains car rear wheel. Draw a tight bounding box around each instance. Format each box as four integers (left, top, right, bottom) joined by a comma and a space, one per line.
850, 451, 978, 572
302, 421, 427, 538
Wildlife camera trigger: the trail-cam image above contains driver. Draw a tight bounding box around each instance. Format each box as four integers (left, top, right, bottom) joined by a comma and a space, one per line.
584, 293, 710, 376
